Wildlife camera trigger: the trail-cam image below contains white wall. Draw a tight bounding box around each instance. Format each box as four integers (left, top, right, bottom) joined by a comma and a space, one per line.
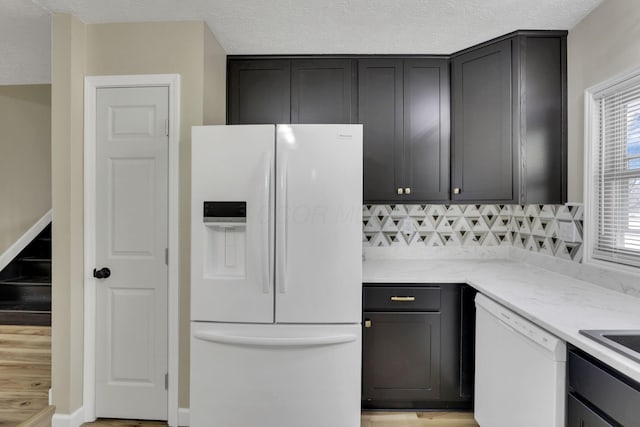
567, 0, 640, 202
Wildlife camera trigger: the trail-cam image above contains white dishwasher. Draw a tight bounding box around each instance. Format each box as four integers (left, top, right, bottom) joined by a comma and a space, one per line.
474, 294, 566, 427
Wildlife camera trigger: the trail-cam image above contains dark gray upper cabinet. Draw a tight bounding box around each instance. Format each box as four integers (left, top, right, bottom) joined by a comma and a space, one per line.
228, 59, 291, 124
452, 40, 513, 202
226, 31, 566, 204
291, 59, 356, 124
359, 58, 450, 203
359, 59, 404, 203
228, 58, 355, 125
451, 32, 567, 204
403, 60, 450, 202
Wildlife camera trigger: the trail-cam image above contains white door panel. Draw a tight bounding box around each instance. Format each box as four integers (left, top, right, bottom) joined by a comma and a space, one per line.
95, 86, 168, 420
275, 125, 363, 324
191, 125, 275, 323
190, 322, 361, 427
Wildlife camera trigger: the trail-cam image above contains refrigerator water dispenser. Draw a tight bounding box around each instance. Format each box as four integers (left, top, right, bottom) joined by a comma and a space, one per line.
203, 201, 247, 278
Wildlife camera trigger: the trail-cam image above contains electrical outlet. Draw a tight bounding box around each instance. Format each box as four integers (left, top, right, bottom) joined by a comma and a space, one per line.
558, 220, 577, 242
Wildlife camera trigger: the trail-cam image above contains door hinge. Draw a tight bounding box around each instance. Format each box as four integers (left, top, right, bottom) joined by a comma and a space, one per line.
165, 119, 169, 136
165, 248, 168, 265
165, 373, 168, 390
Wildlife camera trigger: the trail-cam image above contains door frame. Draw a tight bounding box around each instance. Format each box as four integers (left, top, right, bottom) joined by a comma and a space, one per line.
83, 74, 181, 426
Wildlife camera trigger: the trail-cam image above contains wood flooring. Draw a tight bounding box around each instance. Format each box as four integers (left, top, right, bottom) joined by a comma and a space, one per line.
83, 412, 478, 427
0, 325, 51, 427
0, 324, 478, 427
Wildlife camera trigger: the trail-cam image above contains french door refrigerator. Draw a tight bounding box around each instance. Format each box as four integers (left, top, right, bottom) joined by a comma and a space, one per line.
190, 124, 363, 427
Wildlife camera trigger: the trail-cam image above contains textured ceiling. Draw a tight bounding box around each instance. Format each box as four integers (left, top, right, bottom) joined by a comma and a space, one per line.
0, 0, 51, 85
2, 0, 604, 84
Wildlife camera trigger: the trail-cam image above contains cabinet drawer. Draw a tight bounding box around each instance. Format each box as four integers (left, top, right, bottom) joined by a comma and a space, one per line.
569, 350, 640, 427
364, 286, 440, 311
567, 394, 614, 427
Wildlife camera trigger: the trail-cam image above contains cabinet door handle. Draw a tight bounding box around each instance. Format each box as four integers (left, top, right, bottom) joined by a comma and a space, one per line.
453, 187, 461, 195
397, 188, 404, 195
404, 187, 411, 195
391, 296, 416, 302
364, 319, 372, 328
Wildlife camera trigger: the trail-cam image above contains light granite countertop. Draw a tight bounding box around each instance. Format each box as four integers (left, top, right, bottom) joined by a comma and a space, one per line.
362, 249, 640, 384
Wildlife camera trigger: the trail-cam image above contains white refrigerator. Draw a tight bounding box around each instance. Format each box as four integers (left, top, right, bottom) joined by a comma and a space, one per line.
190, 124, 363, 427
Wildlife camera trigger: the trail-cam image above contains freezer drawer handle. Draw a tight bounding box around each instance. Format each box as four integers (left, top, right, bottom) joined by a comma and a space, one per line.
193, 331, 357, 348
391, 296, 415, 302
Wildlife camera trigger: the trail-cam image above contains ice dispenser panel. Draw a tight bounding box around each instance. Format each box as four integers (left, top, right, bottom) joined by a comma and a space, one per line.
203, 202, 246, 278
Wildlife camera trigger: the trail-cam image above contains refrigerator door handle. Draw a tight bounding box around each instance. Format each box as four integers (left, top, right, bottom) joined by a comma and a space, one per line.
262, 153, 272, 294
278, 158, 288, 294
193, 331, 358, 347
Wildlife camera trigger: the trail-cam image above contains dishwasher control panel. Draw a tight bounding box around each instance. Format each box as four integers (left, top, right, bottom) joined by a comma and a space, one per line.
476, 293, 566, 360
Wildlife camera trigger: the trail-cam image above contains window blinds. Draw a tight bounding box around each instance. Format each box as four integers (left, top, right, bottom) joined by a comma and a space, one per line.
593, 79, 640, 267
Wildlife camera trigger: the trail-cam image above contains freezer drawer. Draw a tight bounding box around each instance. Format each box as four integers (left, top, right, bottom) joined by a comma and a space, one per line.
190, 322, 361, 427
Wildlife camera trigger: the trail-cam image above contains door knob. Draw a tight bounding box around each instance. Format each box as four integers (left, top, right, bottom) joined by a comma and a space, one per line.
93, 267, 111, 279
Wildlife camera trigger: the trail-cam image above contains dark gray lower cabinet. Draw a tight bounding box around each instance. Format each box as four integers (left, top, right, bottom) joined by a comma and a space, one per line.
567, 394, 614, 427
363, 312, 441, 401
362, 283, 475, 409
567, 346, 640, 427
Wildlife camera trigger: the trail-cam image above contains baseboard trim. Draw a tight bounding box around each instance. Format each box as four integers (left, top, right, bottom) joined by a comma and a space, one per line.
0, 209, 51, 272
51, 406, 83, 427
178, 408, 190, 426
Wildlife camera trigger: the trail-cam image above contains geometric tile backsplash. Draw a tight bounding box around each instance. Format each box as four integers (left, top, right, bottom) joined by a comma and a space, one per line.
363, 204, 584, 262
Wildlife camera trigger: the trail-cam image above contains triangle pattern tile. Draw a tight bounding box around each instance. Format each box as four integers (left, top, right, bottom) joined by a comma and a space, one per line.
359, 203, 583, 263
390, 204, 409, 218
408, 204, 427, 217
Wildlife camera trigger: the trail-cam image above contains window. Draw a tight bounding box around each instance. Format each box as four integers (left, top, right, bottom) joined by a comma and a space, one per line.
586, 71, 640, 268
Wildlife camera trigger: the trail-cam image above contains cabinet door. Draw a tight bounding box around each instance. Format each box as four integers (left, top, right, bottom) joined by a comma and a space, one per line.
403, 59, 450, 201
228, 60, 291, 124
362, 312, 441, 401
359, 59, 404, 203
567, 394, 614, 427
452, 39, 514, 202
291, 59, 355, 124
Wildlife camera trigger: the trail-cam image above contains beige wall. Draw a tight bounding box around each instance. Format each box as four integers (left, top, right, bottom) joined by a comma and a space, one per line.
51, 13, 86, 414
567, 0, 640, 201
0, 85, 51, 255
51, 16, 226, 415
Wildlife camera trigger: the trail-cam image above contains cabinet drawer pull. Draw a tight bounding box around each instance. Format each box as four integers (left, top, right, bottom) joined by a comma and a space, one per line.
391, 296, 416, 302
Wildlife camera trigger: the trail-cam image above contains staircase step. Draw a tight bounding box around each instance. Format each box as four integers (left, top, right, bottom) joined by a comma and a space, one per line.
0, 278, 51, 285
0, 280, 51, 304
18, 257, 51, 279
0, 310, 50, 326
19, 257, 51, 262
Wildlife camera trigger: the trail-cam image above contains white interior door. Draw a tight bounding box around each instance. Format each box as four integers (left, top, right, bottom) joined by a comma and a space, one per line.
190, 125, 274, 323
94, 86, 168, 420
275, 125, 363, 324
